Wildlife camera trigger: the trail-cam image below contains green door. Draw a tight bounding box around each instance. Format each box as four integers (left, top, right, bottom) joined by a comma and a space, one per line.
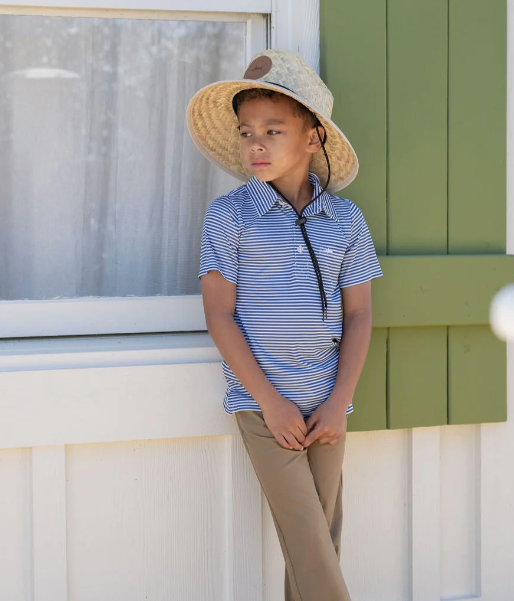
321, 0, 513, 431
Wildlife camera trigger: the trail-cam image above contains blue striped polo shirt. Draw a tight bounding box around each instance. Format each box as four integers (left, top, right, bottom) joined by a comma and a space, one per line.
199, 172, 383, 418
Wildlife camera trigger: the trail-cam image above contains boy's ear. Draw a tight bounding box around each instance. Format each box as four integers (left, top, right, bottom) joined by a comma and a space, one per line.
307, 125, 325, 154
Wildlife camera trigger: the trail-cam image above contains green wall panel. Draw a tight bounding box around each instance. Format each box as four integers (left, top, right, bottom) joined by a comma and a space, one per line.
448, 0, 507, 254
388, 327, 448, 429
321, 0, 508, 430
388, 0, 448, 254
348, 329, 387, 432
448, 326, 507, 424
372, 255, 514, 327
320, 0, 387, 254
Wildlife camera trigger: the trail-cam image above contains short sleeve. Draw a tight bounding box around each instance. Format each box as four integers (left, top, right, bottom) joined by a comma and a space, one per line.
339, 204, 383, 288
199, 197, 240, 284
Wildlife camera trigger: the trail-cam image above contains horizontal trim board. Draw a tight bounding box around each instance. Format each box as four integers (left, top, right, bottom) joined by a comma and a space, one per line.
373, 255, 514, 327
0, 6, 262, 20
0, 0, 271, 13
0, 295, 207, 338
0, 333, 219, 371
0, 362, 237, 449
2, 254, 512, 338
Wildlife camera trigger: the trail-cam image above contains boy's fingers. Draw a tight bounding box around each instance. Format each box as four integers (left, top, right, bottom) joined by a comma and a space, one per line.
283, 432, 303, 451
277, 435, 292, 450
294, 426, 306, 443
303, 426, 321, 447
297, 420, 309, 437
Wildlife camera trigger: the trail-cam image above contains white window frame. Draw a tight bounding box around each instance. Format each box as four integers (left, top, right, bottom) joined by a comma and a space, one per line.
0, 0, 319, 338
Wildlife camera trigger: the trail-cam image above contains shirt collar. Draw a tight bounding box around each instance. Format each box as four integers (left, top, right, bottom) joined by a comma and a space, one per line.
246, 172, 338, 221
246, 175, 278, 217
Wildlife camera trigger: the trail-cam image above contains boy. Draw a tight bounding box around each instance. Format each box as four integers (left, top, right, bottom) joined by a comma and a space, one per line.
187, 49, 383, 601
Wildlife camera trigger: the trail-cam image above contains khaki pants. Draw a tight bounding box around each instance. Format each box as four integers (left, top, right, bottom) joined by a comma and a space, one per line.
235, 410, 352, 601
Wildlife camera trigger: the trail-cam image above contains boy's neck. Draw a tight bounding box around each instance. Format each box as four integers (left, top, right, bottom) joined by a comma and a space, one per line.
268, 171, 314, 214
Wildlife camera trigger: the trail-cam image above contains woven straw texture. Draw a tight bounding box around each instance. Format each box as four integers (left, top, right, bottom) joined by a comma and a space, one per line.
186, 49, 359, 193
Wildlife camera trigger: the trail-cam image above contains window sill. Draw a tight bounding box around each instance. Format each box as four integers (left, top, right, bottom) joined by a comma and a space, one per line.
0, 332, 220, 372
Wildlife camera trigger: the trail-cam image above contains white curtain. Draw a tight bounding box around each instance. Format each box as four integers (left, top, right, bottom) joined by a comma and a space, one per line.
0, 15, 245, 299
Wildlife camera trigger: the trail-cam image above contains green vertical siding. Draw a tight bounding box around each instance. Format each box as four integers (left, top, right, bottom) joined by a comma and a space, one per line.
321, 0, 510, 430
388, 328, 448, 429
386, 0, 449, 428
448, 0, 507, 255
388, 0, 448, 255
448, 326, 507, 424
350, 329, 388, 432
446, 0, 508, 425
320, 0, 387, 255
321, 0, 389, 431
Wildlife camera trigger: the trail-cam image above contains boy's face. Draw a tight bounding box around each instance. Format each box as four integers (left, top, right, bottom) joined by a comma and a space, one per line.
237, 95, 321, 183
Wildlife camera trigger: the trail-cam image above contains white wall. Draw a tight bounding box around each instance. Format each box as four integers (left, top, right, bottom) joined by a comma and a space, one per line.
1, 351, 512, 601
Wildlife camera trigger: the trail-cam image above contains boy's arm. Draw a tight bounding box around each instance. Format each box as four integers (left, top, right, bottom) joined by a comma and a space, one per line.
303, 281, 373, 446
329, 280, 373, 409
201, 269, 308, 450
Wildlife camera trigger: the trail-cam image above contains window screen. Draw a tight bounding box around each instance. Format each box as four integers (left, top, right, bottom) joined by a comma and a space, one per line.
0, 15, 245, 300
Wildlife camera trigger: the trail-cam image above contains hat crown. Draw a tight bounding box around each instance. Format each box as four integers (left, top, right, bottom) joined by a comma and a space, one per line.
243, 49, 334, 119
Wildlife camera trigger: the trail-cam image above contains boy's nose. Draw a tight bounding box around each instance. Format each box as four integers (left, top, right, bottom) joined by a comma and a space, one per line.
249, 138, 266, 152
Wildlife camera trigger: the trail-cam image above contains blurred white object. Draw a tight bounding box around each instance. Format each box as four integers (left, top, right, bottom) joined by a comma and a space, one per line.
4, 68, 80, 79
490, 284, 514, 340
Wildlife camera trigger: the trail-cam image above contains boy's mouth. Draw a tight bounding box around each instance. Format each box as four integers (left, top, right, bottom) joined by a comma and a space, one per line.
252, 161, 271, 168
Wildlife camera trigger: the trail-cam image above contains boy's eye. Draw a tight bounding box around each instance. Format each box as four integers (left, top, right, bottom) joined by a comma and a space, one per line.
240, 131, 251, 138
268, 130, 280, 135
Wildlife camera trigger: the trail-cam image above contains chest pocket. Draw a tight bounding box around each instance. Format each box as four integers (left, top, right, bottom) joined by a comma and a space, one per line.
239, 211, 295, 278
294, 217, 348, 294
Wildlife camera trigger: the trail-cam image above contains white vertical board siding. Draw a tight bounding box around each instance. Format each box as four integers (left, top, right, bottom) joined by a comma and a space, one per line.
262, 502, 284, 601
224, 435, 263, 601
272, 0, 320, 71
0, 448, 32, 601
66, 435, 262, 601
66, 437, 230, 601
410, 428, 441, 601
440, 426, 481, 598
342, 430, 410, 601
2, 411, 513, 601
480, 372, 514, 601
32, 446, 68, 601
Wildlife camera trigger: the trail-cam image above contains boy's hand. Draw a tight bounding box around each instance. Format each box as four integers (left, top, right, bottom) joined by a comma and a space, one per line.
261, 396, 308, 451
302, 398, 348, 447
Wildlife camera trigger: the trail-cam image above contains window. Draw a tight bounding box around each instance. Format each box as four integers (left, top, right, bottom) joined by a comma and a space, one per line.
0, 1, 318, 337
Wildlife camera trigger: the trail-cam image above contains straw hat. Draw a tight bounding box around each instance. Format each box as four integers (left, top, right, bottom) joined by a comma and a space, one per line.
186, 49, 359, 193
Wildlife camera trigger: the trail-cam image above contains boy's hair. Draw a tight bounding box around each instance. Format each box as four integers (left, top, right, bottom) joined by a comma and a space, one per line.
232, 88, 319, 130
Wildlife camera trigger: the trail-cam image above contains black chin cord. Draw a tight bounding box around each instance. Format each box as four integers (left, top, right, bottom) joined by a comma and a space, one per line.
268, 125, 331, 320
297, 218, 328, 319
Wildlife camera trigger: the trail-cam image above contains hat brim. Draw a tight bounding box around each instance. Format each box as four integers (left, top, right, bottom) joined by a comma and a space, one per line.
186, 79, 359, 194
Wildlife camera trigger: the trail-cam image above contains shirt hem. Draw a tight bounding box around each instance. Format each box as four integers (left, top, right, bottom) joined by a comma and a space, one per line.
339, 271, 384, 289
224, 404, 355, 416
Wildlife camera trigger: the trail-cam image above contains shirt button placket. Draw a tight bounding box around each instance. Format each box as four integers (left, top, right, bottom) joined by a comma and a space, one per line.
293, 210, 308, 280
